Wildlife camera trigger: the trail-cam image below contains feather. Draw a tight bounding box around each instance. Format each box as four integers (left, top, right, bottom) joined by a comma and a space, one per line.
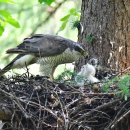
0, 54, 36, 76
6, 34, 86, 57
1, 34, 86, 78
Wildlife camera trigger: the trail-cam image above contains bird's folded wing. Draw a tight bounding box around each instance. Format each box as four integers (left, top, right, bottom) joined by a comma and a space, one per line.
6, 34, 76, 57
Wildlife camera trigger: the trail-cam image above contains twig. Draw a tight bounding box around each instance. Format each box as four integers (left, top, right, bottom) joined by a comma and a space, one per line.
19, 98, 63, 123
111, 109, 130, 129
0, 87, 29, 118
0, 75, 129, 130
106, 100, 130, 129
31, 0, 67, 35
75, 99, 120, 122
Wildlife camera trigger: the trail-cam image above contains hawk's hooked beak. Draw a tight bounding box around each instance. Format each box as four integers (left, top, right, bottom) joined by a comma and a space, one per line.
81, 48, 87, 57
75, 44, 87, 57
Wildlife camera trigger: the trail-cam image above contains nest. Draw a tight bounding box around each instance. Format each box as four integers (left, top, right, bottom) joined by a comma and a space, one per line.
0, 74, 130, 130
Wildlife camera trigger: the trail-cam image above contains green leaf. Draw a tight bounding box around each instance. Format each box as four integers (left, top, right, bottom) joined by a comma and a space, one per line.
0, 10, 13, 18
69, 8, 76, 14
60, 15, 70, 21
0, 10, 20, 28
6, 17, 20, 28
0, 17, 6, 26
102, 83, 109, 92
38, 0, 55, 5
0, 0, 15, 4
56, 69, 74, 81
0, 25, 4, 36
86, 34, 95, 44
72, 20, 80, 29
38, 0, 43, 3
59, 8, 81, 32
69, 8, 80, 17
59, 21, 67, 31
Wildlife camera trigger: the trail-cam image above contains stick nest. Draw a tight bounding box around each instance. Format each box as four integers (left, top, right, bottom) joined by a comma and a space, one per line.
0, 74, 130, 130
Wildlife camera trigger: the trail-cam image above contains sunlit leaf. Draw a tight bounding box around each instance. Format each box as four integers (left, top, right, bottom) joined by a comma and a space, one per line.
0, 18, 6, 26
60, 14, 70, 21
59, 8, 81, 32
38, 0, 55, 5
69, 8, 76, 14
0, 10, 13, 18
69, 8, 80, 18
0, 10, 20, 28
59, 21, 67, 31
0, 25, 4, 36
0, 0, 15, 4
6, 17, 20, 28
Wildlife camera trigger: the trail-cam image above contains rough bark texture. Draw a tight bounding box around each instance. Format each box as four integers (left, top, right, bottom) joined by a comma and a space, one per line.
77, 0, 130, 71
77, 0, 130, 130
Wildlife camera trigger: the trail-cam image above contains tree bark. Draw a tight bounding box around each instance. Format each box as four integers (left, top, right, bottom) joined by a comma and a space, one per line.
77, 0, 130, 71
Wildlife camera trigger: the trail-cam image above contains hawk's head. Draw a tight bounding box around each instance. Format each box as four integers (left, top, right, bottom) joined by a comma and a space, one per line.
74, 44, 87, 57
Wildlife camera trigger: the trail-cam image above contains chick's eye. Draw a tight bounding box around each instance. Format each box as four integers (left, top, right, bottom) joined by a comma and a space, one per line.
82, 66, 85, 69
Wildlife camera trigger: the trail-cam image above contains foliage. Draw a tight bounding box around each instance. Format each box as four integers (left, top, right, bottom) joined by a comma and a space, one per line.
59, 8, 80, 31
117, 75, 130, 100
71, 20, 80, 29
56, 69, 75, 81
56, 69, 90, 87
38, 0, 55, 5
102, 82, 110, 93
102, 76, 119, 92
0, 0, 20, 36
0, 0, 14, 4
102, 75, 130, 100
86, 34, 95, 44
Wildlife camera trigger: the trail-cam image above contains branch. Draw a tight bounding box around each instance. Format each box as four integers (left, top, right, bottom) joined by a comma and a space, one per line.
31, 0, 67, 35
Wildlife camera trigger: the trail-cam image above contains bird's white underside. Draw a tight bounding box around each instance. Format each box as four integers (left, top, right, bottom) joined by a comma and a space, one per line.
13, 55, 35, 68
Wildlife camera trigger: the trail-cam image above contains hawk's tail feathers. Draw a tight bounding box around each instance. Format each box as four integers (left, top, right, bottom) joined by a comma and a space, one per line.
0, 62, 14, 76
6, 48, 25, 54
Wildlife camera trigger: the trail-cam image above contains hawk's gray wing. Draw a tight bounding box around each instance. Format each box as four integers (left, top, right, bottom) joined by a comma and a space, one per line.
7, 34, 85, 57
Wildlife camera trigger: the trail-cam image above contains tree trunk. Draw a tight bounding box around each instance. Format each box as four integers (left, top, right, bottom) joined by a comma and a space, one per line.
76, 0, 130, 129
77, 0, 130, 72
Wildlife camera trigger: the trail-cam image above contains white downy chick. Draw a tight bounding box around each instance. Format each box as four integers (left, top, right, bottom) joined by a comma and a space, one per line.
79, 63, 99, 83
75, 63, 100, 85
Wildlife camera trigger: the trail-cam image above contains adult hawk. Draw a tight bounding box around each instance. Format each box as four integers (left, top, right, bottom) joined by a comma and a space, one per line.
0, 34, 86, 78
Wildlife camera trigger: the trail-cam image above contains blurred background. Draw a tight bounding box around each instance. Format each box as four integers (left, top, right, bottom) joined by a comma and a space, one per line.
0, 0, 82, 77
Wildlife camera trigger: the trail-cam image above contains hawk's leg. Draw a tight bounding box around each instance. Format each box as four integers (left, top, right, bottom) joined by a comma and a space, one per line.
39, 64, 56, 80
